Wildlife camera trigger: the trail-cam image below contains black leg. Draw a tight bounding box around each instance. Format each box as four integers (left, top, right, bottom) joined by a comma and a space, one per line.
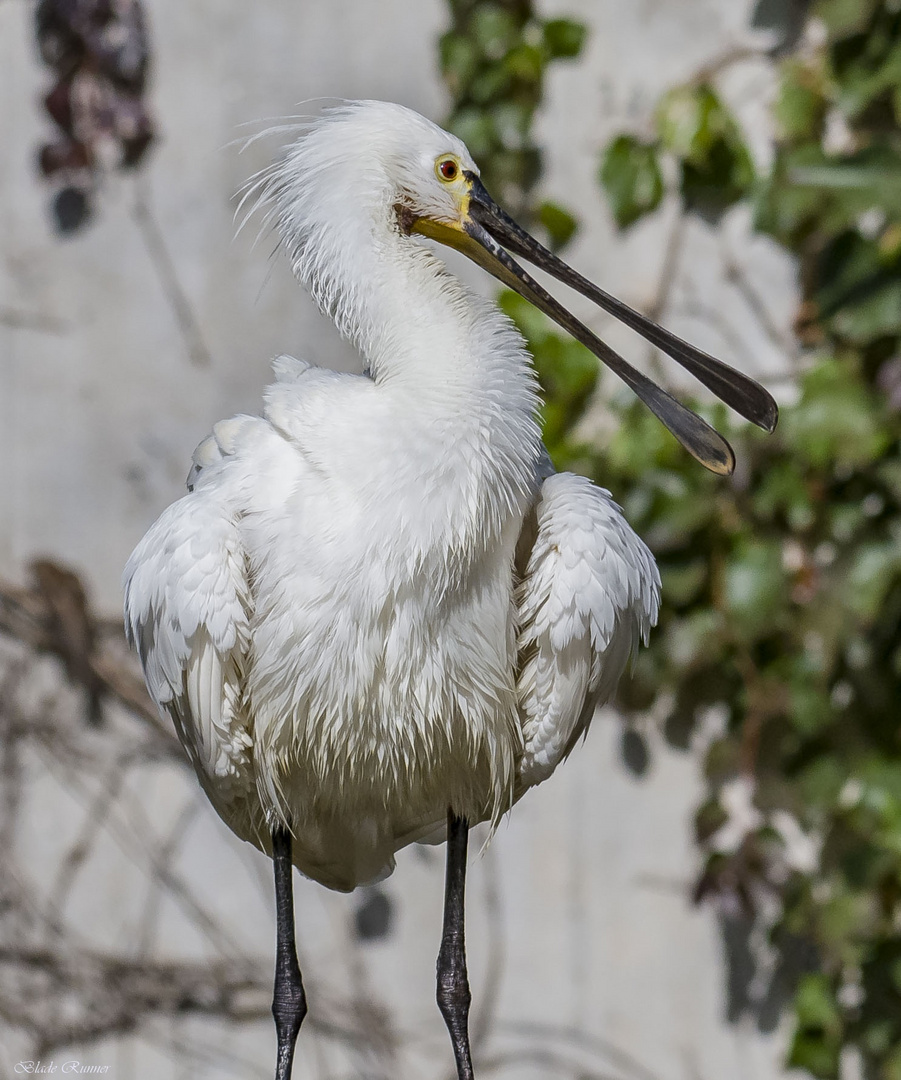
437, 810, 475, 1080
271, 825, 307, 1080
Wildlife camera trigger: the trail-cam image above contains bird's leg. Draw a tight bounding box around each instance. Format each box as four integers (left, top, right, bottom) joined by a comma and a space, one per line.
437, 810, 475, 1080
271, 825, 307, 1080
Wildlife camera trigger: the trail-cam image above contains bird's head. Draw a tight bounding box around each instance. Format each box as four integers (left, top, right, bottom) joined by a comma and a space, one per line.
246, 100, 777, 475
245, 100, 479, 253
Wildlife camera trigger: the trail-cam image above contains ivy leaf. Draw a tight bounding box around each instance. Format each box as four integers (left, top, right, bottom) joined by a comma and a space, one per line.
755, 145, 837, 241
814, 230, 901, 340
470, 64, 513, 105
784, 357, 889, 468
440, 32, 480, 95
447, 107, 497, 159
491, 101, 533, 148
844, 542, 901, 621
789, 974, 843, 1077
837, 36, 901, 120
536, 200, 578, 250
680, 139, 756, 221
656, 85, 718, 160
656, 84, 755, 220
502, 42, 544, 84
599, 135, 664, 228
661, 560, 708, 606
814, 0, 882, 38
542, 18, 587, 59
776, 59, 828, 141
724, 539, 786, 637
469, 4, 520, 60
489, 146, 542, 208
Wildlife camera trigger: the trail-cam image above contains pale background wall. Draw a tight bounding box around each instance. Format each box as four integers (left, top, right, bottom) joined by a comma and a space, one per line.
0, 0, 800, 1077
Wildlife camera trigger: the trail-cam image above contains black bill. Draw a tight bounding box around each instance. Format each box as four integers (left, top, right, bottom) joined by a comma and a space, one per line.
409, 174, 778, 475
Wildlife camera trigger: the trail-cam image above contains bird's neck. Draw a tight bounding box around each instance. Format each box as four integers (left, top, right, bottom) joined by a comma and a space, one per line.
291, 214, 543, 525
347, 233, 540, 426
338, 232, 543, 544
368, 240, 543, 499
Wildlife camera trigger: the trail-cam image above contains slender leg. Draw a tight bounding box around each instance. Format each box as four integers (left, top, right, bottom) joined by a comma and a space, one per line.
437, 810, 475, 1080
271, 825, 307, 1080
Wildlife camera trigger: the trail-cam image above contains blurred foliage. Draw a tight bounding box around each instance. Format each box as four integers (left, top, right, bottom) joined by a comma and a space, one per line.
599, 134, 664, 229
440, 0, 585, 230
442, 2, 901, 1077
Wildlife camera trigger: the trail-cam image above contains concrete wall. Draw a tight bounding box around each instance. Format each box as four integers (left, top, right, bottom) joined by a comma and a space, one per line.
0, 0, 800, 1076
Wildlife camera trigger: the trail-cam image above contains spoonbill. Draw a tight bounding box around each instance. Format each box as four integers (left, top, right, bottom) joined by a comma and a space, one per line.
123, 100, 776, 1080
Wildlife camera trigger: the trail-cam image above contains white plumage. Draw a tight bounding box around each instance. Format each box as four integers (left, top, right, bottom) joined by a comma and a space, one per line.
123, 100, 660, 894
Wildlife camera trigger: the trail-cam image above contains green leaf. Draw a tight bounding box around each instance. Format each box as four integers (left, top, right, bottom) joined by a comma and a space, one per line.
440, 32, 480, 95
814, 229, 898, 315
776, 59, 828, 141
489, 146, 542, 203
724, 540, 786, 636
447, 107, 497, 160
795, 971, 842, 1028
753, 460, 817, 529
502, 42, 544, 84
790, 679, 835, 736
784, 357, 889, 468
798, 757, 847, 810
680, 137, 756, 220
838, 37, 901, 120
536, 200, 578, 250
655, 83, 750, 167
860, 1019, 897, 1057
844, 542, 901, 620
469, 4, 520, 60
788, 1029, 840, 1078
542, 18, 587, 59
599, 135, 664, 228
469, 65, 513, 105
814, 0, 881, 38
656, 85, 719, 161
704, 737, 743, 784
661, 560, 708, 606
498, 287, 552, 346
491, 100, 534, 148
656, 85, 755, 219
754, 145, 840, 240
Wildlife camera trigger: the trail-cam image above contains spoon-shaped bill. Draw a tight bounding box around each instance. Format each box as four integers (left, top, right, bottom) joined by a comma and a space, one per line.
411, 209, 735, 474
466, 175, 778, 435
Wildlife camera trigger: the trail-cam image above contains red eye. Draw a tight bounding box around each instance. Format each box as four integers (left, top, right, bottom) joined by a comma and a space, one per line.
439, 159, 458, 181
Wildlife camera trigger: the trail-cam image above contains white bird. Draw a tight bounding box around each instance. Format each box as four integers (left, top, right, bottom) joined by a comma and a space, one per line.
123, 101, 776, 1080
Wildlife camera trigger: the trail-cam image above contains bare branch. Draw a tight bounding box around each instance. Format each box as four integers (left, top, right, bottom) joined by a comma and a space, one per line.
132, 182, 213, 368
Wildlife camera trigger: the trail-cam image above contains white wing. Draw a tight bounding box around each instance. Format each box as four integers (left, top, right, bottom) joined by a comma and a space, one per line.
123, 418, 259, 830
515, 471, 660, 790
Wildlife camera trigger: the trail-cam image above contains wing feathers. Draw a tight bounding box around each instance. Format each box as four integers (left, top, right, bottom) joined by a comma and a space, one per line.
123, 488, 254, 800
516, 472, 660, 789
